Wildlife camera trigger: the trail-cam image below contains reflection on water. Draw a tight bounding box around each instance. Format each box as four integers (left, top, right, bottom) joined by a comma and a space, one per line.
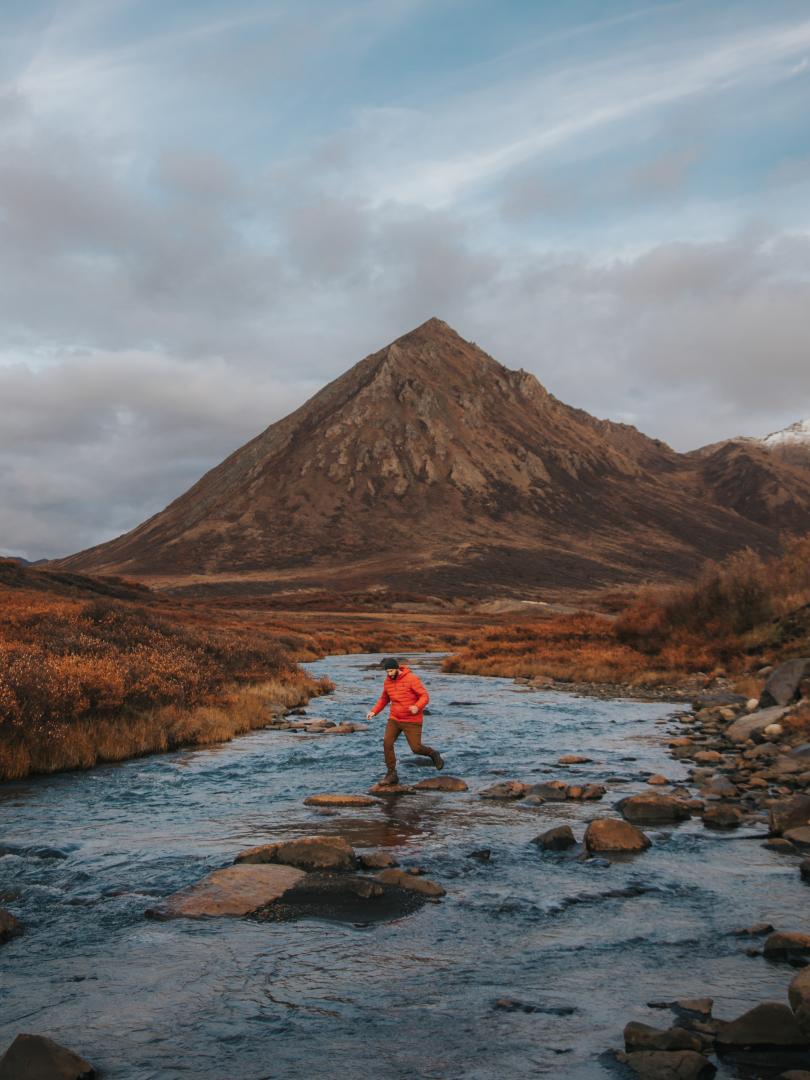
0, 653, 807, 1078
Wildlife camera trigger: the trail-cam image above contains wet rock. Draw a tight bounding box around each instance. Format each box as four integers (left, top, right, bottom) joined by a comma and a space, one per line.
569, 783, 606, 801
367, 783, 415, 795
716, 1002, 810, 1048
761, 659, 810, 708
413, 776, 468, 792
145, 864, 306, 919
479, 780, 527, 799
699, 776, 737, 798
533, 826, 576, 851
788, 968, 810, 1025
303, 793, 380, 807
731, 923, 774, 936
770, 795, 810, 835
357, 851, 399, 869
584, 818, 651, 853
784, 827, 810, 852
254, 871, 426, 923
648, 775, 670, 786
763, 932, 810, 961
493, 997, 575, 1015
702, 804, 744, 829
526, 780, 569, 801
376, 868, 445, 898
623, 1049, 716, 1078
693, 750, 724, 765
764, 838, 797, 853
0, 909, 22, 945
800, 860, 810, 882
624, 1022, 703, 1052
235, 835, 356, 872
726, 706, 789, 743
0, 1033, 95, 1079
559, 754, 592, 764
673, 999, 714, 1018
467, 849, 492, 862
618, 794, 691, 824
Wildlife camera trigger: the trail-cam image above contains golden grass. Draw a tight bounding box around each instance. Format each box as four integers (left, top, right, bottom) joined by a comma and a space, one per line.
0, 673, 332, 781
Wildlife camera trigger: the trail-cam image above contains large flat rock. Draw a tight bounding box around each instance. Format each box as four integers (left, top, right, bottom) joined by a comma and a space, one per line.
145, 864, 306, 919
726, 705, 789, 743
304, 793, 380, 807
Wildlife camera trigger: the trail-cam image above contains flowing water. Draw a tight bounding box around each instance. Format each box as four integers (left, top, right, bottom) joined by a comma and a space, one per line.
1, 653, 807, 1079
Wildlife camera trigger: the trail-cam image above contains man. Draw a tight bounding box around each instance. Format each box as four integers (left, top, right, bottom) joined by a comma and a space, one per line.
366, 657, 444, 785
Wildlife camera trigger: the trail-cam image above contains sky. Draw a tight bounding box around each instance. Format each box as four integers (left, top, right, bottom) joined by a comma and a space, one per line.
2, 0, 810, 560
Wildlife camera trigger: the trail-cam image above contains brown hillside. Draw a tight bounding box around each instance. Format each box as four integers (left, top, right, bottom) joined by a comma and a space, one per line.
54, 319, 807, 599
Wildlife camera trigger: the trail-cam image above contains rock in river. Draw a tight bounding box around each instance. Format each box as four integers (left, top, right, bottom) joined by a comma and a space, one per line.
789, 967, 810, 1033
784, 827, 810, 852
304, 793, 379, 808
533, 826, 577, 851
701, 804, 744, 829
254, 872, 427, 923
479, 780, 527, 799
763, 931, 810, 961
769, 794, 810, 836
618, 794, 691, 824
716, 1002, 810, 1048
145, 864, 307, 919
376, 868, 446, 898
584, 819, 651, 853
235, 835, 357, 872
622, 1049, 716, 1078
623, 1021, 702, 1053
413, 776, 469, 792
0, 1033, 95, 1079
0, 909, 23, 945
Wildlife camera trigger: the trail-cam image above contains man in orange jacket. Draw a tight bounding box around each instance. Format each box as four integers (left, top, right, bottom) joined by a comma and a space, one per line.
366, 657, 444, 785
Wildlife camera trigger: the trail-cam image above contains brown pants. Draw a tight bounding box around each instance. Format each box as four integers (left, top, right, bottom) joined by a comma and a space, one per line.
383, 719, 435, 771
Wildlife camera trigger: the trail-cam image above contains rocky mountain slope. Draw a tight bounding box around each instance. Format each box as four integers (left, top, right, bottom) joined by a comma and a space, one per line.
54, 320, 809, 599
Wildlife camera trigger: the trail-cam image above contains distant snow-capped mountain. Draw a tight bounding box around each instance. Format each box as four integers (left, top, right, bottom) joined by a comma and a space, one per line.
761, 418, 810, 449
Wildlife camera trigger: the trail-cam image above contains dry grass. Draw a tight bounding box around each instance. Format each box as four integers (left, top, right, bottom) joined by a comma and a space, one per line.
444, 535, 810, 690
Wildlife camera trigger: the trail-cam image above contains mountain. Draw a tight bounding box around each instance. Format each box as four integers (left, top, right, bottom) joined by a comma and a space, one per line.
54, 319, 807, 600
759, 419, 810, 469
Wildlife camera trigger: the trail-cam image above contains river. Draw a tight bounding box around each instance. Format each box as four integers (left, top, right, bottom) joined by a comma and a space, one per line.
0, 653, 806, 1078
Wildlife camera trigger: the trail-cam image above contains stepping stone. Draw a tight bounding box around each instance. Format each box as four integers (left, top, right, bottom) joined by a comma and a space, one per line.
235, 836, 356, 872
304, 794, 380, 807
376, 868, 446, 898
367, 783, 415, 795
357, 851, 399, 869
145, 864, 306, 920
413, 776, 468, 792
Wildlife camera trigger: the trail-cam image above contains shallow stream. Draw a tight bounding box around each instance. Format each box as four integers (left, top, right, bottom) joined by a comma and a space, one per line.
1, 653, 807, 1078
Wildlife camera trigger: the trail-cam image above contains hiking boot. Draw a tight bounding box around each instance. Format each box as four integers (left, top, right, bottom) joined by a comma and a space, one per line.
379, 769, 399, 786
430, 750, 444, 771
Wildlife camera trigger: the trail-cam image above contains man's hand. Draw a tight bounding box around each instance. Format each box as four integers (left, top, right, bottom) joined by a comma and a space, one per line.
409, 705, 419, 715
366, 710, 376, 721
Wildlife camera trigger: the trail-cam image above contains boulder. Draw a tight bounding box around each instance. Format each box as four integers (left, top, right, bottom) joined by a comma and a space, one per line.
716, 1002, 809, 1048
479, 781, 527, 800
726, 705, 789, 743
559, 754, 592, 764
699, 776, 737, 798
367, 783, 415, 795
533, 826, 576, 851
623, 1049, 716, 1079
0, 909, 22, 945
0, 1034, 95, 1080
763, 932, 810, 961
303, 793, 379, 807
623, 1022, 702, 1053
702, 804, 744, 829
235, 835, 356, 872
784, 827, 810, 852
525, 780, 569, 801
761, 659, 810, 708
693, 750, 724, 765
618, 794, 691, 824
584, 818, 651, 853
145, 864, 306, 919
357, 851, 399, 869
647, 775, 670, 786
769, 795, 810, 835
376, 869, 445, 898
413, 776, 468, 792
568, 783, 606, 801
788, 967, 810, 1017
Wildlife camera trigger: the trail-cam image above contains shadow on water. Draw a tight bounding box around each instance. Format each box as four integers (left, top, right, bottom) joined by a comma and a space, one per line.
1, 652, 808, 1079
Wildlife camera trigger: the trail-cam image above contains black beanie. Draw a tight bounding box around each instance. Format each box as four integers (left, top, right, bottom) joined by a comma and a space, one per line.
380, 657, 400, 670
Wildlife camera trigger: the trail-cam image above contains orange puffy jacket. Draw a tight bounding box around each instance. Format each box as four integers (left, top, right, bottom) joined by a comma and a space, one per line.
371, 665, 429, 724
